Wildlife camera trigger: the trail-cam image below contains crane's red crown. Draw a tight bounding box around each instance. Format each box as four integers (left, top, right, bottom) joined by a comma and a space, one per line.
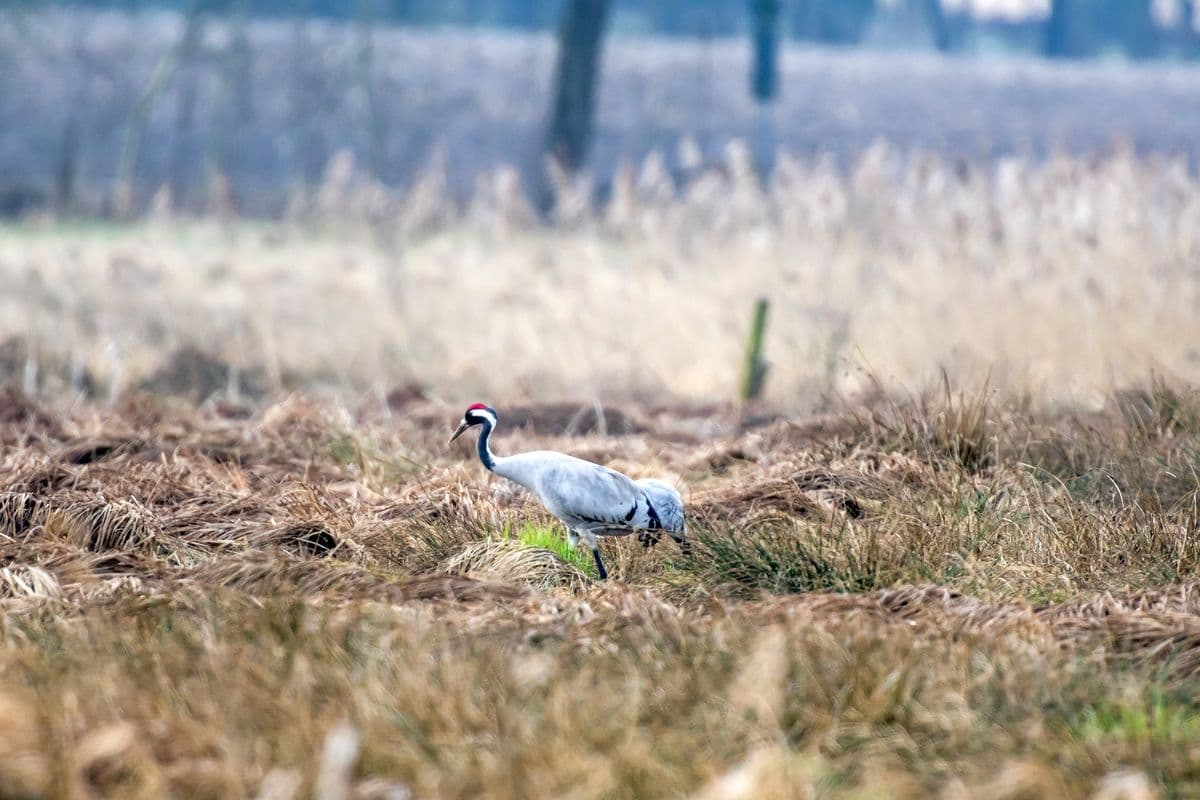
466, 403, 489, 412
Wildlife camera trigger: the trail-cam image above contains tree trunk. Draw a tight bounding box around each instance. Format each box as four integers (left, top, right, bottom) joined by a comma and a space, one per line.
115, 5, 201, 217
207, 4, 252, 217
749, 0, 781, 103
169, 11, 206, 211
923, 0, 953, 53
55, 115, 79, 214
544, 0, 611, 174
1043, 0, 1071, 58
1122, 0, 1159, 60
1186, 0, 1200, 58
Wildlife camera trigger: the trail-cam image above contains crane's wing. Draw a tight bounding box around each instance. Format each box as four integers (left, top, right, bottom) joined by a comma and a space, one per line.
534, 459, 643, 528
498, 451, 685, 536
521, 457, 667, 533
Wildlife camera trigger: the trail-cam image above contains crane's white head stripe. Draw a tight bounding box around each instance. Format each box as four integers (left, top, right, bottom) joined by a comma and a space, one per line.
467, 408, 497, 428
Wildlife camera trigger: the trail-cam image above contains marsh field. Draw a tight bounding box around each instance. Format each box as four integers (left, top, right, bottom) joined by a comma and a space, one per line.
4, 144, 1200, 799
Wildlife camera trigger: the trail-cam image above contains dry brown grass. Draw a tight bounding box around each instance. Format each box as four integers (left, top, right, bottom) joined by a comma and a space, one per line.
3, 145, 1200, 407
1, 383, 1200, 797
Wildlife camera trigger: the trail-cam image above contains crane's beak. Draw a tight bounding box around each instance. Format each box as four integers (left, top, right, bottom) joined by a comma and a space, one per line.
447, 419, 469, 446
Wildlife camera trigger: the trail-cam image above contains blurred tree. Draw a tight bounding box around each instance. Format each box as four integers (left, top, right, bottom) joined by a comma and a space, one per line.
787, 0, 876, 45
1116, 0, 1160, 59
492, 0, 559, 30
207, 0, 253, 213
545, 0, 611, 173
1185, 0, 1200, 57
43, 0, 1190, 60
750, 0, 780, 102
116, 0, 208, 216
1045, 0, 1162, 59
922, 0, 949, 51
55, 110, 80, 214
354, 0, 384, 180
921, 0, 966, 53
1043, 0, 1071, 57
642, 0, 741, 38
169, 7, 207, 208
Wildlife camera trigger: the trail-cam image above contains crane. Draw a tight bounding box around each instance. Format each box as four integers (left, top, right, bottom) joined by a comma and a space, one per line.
448, 403, 690, 580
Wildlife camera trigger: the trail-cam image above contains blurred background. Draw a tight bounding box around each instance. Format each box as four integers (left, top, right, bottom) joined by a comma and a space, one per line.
1, 0, 1198, 409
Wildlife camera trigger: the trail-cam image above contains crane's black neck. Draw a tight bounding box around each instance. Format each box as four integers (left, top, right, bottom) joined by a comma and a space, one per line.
476, 418, 497, 471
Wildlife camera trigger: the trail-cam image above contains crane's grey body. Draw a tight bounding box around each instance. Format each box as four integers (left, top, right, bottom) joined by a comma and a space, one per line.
449, 405, 689, 579
494, 451, 683, 538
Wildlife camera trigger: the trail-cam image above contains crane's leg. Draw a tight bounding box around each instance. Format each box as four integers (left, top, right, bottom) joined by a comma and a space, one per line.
591, 548, 608, 581
671, 530, 692, 557
576, 528, 608, 580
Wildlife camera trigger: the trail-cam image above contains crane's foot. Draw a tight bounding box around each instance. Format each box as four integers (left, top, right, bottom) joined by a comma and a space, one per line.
591, 548, 608, 581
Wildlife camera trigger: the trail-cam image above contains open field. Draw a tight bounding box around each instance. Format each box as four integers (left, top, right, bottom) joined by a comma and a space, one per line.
4, 126, 1200, 796
4, 382, 1200, 797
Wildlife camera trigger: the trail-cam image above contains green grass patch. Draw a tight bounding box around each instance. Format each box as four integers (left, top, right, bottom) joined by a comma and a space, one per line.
511, 521, 597, 578
1072, 691, 1200, 747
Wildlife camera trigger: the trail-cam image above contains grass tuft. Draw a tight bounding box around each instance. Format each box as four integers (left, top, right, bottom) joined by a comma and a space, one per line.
692, 520, 884, 596
1073, 691, 1200, 748
512, 521, 597, 579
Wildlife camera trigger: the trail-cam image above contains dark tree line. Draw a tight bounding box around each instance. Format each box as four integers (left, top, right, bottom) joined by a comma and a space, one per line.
5, 0, 1197, 216
1042, 0, 1177, 60
542, 0, 1198, 180
49, 0, 1200, 61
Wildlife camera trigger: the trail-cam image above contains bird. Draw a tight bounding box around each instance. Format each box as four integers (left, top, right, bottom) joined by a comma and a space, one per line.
447, 403, 689, 580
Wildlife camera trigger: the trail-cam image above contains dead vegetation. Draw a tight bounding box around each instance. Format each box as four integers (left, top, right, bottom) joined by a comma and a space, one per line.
0, 383, 1198, 796
4, 142, 1200, 408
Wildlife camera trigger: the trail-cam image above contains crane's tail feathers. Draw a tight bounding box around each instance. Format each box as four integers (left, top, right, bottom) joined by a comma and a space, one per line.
636, 478, 686, 534
637, 530, 663, 549
636, 523, 689, 556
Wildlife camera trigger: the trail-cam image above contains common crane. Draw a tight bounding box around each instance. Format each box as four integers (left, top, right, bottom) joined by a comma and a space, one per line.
448, 404, 689, 580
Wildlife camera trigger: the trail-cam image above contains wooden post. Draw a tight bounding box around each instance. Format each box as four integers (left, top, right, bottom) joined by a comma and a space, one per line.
740, 298, 770, 402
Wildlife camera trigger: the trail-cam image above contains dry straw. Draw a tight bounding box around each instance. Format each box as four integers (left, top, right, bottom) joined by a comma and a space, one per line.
0, 383, 1196, 794
3, 144, 1199, 406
